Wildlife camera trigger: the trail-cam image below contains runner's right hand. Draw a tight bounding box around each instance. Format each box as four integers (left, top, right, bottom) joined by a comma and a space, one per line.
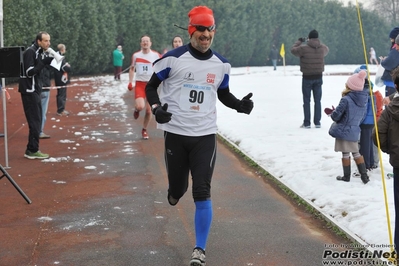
153, 103, 172, 124
128, 82, 134, 91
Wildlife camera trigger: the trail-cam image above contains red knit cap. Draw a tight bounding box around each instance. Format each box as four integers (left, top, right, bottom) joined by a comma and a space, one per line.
188, 6, 215, 36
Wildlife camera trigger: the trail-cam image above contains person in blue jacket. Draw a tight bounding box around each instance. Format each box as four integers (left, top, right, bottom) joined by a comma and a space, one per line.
354, 65, 377, 171
324, 70, 369, 184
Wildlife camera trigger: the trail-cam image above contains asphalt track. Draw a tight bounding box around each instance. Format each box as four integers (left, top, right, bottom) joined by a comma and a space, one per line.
0, 78, 352, 266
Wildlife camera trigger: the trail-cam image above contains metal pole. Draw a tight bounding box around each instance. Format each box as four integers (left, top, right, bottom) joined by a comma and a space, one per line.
2, 84, 8, 168
0, 0, 9, 168
0, 165, 31, 203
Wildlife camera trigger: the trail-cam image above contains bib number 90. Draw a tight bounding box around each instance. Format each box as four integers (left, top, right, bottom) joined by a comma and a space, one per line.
189, 90, 204, 104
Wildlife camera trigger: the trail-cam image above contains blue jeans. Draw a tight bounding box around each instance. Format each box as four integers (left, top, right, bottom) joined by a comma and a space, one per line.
271, 59, 277, 70
386, 86, 396, 97
41, 90, 50, 133
302, 78, 322, 127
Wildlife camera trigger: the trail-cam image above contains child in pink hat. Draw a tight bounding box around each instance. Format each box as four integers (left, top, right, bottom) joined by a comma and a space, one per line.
324, 70, 369, 184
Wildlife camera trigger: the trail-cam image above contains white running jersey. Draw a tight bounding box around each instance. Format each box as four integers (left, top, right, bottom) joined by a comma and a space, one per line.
153, 45, 231, 136
131, 50, 161, 82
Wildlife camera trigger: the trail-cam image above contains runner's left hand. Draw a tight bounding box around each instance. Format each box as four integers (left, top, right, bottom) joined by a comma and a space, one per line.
236, 93, 254, 114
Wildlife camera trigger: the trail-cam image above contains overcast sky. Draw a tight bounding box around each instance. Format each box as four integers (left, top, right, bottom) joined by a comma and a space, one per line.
340, 0, 372, 7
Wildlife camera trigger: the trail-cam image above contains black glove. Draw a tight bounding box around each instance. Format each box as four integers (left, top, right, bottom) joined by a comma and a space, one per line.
42, 56, 53, 65
236, 93, 254, 114
298, 37, 305, 42
153, 103, 172, 124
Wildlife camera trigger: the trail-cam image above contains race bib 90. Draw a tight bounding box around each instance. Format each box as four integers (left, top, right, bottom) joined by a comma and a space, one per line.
179, 84, 212, 112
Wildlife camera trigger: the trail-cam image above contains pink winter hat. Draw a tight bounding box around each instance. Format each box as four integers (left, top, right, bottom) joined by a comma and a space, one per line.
346, 70, 367, 91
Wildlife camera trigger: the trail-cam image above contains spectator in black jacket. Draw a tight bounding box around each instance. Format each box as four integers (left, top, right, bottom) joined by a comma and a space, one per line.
18, 31, 53, 159
53, 44, 71, 116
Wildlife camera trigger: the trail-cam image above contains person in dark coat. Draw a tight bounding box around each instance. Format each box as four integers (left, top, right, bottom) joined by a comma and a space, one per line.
389, 26, 399, 50
381, 35, 399, 97
373, 71, 399, 258
354, 65, 376, 171
324, 70, 369, 184
382, 35, 399, 106
53, 44, 71, 116
267, 45, 280, 70
18, 31, 53, 159
291, 29, 329, 129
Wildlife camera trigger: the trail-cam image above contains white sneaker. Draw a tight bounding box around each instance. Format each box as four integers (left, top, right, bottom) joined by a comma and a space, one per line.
39, 133, 51, 139
300, 124, 311, 129
57, 110, 70, 116
190, 248, 206, 266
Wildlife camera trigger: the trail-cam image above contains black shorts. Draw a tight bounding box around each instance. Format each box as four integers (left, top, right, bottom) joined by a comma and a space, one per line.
164, 132, 216, 201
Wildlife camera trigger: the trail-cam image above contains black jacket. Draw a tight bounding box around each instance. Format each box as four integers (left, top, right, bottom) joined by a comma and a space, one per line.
54, 52, 71, 87
41, 53, 52, 89
373, 93, 399, 168
18, 42, 46, 94
268, 47, 279, 60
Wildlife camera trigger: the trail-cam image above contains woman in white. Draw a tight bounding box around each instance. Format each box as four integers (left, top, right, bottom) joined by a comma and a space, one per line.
369, 47, 379, 65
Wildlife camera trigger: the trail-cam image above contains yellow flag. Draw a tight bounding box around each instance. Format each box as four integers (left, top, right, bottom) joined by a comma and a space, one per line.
280, 43, 285, 58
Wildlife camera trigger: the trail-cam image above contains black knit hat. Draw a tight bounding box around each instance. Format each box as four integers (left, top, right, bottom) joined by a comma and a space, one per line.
389, 27, 399, 39
308, 29, 318, 39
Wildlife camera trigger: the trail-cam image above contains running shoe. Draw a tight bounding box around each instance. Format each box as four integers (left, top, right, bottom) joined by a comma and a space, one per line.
134, 109, 139, 119
142, 128, 149, 139
167, 192, 179, 206
57, 110, 70, 116
24, 150, 49, 160
190, 248, 206, 266
39, 133, 51, 139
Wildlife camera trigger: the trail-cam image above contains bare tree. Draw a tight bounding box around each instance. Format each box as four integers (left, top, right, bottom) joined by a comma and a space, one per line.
372, 0, 399, 24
